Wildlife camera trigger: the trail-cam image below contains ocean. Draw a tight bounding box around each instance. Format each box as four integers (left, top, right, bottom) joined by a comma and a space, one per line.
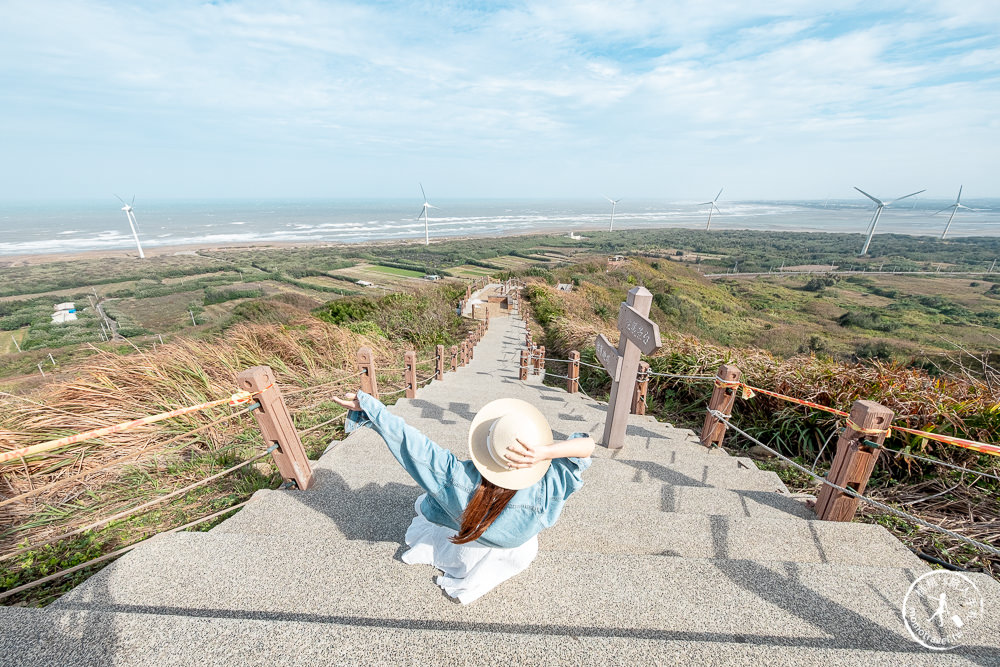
1, 198, 998, 256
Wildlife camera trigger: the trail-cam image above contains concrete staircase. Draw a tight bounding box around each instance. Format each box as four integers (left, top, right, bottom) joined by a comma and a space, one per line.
2, 310, 999, 665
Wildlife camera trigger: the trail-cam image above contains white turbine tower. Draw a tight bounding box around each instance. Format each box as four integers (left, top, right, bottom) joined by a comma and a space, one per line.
853, 186, 925, 255
603, 195, 621, 231
114, 194, 145, 259
699, 188, 723, 230
416, 183, 439, 246
935, 186, 971, 240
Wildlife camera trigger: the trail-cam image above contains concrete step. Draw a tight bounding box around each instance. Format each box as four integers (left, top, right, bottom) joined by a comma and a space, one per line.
51, 533, 1000, 659
4, 605, 990, 666
210, 484, 920, 568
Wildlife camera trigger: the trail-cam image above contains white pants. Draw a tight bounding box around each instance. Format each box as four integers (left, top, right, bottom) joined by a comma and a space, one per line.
401, 494, 538, 604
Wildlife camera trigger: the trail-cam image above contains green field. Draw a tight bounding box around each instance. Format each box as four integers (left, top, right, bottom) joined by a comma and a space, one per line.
367, 265, 425, 278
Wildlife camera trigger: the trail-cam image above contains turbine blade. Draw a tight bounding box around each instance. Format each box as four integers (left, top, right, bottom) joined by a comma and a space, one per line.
714, 187, 723, 202
697, 201, 712, 206
114, 194, 126, 205
853, 186, 882, 206
131, 194, 135, 207
420, 183, 427, 201
956, 185, 963, 204
933, 206, 954, 216
428, 204, 440, 210
891, 189, 926, 204
417, 208, 426, 219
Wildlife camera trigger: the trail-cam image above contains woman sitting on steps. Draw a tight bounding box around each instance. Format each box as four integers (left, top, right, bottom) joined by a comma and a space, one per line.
332, 390, 595, 604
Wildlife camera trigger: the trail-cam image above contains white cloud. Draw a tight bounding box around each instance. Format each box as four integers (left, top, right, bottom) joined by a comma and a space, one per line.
0, 1, 997, 198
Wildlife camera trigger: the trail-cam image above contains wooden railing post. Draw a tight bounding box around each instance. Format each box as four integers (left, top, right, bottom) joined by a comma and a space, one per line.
700, 364, 740, 448
815, 400, 894, 522
519, 349, 529, 380
631, 361, 650, 415
404, 350, 417, 399
356, 346, 379, 399
539, 346, 545, 374
450, 345, 459, 371
237, 366, 313, 490
435, 344, 445, 380
460, 340, 468, 366
568, 350, 580, 393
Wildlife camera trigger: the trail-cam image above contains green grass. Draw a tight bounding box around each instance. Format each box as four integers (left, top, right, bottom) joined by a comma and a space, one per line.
367, 265, 425, 278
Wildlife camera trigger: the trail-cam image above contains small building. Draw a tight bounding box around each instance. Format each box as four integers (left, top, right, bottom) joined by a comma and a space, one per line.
556, 283, 573, 292
52, 302, 77, 324
356, 280, 374, 287
423, 274, 441, 281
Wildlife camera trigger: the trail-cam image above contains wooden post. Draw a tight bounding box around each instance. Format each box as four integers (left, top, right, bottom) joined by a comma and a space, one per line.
435, 344, 445, 380
520, 349, 529, 380
466, 285, 471, 301
700, 364, 740, 448
538, 346, 545, 374
460, 340, 468, 366
815, 400, 895, 522
568, 350, 580, 393
404, 350, 417, 399
532, 345, 540, 375
601, 286, 661, 449
237, 366, 313, 490
450, 345, 459, 371
631, 361, 650, 415
356, 346, 379, 399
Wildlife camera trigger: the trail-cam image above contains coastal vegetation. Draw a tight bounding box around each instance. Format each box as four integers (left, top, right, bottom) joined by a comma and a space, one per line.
2, 228, 1000, 602
518, 256, 999, 574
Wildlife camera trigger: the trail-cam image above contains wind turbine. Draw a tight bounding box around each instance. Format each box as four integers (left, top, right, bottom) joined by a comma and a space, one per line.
698, 188, 723, 230
114, 194, 145, 259
935, 186, 971, 240
603, 196, 621, 231
416, 183, 439, 245
853, 186, 925, 255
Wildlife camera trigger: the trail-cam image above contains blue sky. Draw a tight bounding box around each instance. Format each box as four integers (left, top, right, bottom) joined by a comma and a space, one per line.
1, 1, 998, 200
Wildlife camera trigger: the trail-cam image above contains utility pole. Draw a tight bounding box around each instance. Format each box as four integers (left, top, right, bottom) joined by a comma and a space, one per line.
10, 335, 21, 353
158, 334, 164, 344
48, 353, 56, 366
990, 259, 997, 274
37, 363, 45, 377
189, 310, 197, 326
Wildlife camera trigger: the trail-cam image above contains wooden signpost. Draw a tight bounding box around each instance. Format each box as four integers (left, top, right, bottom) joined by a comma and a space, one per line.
598, 287, 662, 449
595, 334, 622, 382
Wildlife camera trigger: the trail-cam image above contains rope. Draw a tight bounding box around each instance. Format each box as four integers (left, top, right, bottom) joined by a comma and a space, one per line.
576, 360, 608, 372
861, 439, 1000, 484
380, 387, 407, 398
0, 387, 271, 465
0, 404, 259, 509
298, 412, 348, 437
708, 410, 1000, 558
0, 499, 252, 602
845, 418, 891, 438
0, 445, 278, 563
544, 372, 572, 380
282, 370, 365, 396
648, 371, 715, 381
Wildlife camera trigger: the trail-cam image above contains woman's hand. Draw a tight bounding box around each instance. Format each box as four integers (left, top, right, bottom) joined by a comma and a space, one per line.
332, 393, 362, 411
503, 438, 550, 469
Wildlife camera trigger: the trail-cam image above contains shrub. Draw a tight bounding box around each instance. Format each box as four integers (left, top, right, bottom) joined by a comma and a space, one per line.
855, 340, 895, 361
837, 310, 898, 332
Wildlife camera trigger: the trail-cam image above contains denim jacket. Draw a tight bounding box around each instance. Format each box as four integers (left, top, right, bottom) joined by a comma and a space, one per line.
345, 391, 591, 548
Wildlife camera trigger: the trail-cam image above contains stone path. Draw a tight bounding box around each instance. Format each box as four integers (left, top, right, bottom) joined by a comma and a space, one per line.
2, 305, 999, 664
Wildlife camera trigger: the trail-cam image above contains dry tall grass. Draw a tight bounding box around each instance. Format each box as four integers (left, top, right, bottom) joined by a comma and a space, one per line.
0, 318, 407, 549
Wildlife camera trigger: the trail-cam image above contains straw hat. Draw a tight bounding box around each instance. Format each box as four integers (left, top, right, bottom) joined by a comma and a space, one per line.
469, 398, 553, 490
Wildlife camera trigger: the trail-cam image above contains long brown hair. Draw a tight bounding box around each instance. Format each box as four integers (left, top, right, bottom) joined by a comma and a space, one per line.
450, 478, 516, 545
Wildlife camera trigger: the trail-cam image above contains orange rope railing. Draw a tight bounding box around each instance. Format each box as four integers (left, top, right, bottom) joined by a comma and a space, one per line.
716, 377, 1000, 457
